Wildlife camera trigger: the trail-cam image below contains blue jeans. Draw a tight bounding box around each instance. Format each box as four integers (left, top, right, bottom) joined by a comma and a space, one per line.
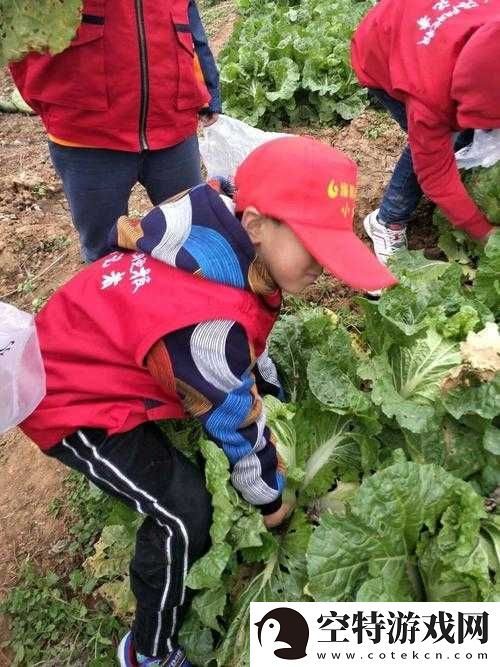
369, 89, 474, 226
49, 135, 202, 262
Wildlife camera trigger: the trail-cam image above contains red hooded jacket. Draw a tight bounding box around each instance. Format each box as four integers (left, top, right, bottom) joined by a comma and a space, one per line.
9, 0, 212, 151
351, 0, 500, 238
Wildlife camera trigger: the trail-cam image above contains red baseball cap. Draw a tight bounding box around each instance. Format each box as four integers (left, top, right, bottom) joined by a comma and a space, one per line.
234, 136, 398, 292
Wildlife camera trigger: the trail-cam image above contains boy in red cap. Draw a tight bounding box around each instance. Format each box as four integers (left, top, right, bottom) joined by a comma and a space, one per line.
351, 0, 499, 265
19, 137, 396, 666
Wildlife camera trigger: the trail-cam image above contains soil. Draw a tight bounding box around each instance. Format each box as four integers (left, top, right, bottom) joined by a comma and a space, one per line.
0, 11, 441, 659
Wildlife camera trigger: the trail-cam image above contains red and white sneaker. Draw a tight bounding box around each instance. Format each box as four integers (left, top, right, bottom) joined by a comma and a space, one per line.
118, 633, 139, 667
363, 209, 407, 265
363, 209, 407, 297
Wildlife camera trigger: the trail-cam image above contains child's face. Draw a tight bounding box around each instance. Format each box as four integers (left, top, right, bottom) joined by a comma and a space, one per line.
242, 208, 323, 294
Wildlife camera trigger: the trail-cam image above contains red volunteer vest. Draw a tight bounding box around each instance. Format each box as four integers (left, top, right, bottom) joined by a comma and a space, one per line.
9, 0, 210, 151
21, 251, 279, 449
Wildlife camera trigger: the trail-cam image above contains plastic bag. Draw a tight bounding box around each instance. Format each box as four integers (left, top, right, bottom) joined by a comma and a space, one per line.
456, 129, 500, 170
199, 114, 293, 179
0, 301, 46, 433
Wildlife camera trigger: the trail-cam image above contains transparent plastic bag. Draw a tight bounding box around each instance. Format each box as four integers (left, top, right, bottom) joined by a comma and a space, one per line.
199, 114, 293, 179
456, 129, 500, 170
0, 301, 46, 433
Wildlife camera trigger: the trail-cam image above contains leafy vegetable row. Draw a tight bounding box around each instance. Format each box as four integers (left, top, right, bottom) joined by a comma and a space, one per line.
219, 0, 375, 127
85, 235, 500, 667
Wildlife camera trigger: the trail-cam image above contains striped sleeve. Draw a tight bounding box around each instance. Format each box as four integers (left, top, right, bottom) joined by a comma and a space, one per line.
147, 321, 286, 514
254, 345, 285, 401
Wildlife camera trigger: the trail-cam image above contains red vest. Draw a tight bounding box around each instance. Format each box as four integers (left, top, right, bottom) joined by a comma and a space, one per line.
21, 251, 278, 449
9, 0, 210, 151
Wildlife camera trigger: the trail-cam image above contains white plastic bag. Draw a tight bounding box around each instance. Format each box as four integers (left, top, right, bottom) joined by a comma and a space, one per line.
199, 114, 293, 179
0, 301, 46, 433
456, 129, 500, 170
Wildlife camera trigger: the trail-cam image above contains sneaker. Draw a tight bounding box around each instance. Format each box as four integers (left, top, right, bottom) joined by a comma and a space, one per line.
363, 210, 407, 297
118, 632, 193, 667
363, 209, 407, 265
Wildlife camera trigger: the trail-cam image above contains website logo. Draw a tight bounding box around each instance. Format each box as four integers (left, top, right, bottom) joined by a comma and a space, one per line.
255, 607, 309, 660
251, 603, 499, 666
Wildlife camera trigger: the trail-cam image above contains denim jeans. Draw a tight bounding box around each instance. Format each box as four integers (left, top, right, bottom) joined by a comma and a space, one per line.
49, 135, 202, 262
369, 89, 474, 226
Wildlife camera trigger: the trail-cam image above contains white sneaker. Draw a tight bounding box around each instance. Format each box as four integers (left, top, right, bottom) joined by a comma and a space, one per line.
362, 210, 407, 297
363, 209, 407, 266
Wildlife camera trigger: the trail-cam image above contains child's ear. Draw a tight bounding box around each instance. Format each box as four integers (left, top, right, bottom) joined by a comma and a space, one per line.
242, 207, 265, 243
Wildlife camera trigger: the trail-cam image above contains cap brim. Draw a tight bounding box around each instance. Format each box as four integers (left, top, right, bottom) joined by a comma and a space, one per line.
287, 221, 398, 291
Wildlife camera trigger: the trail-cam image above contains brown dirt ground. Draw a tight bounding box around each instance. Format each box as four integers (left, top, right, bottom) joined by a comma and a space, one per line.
0, 13, 440, 660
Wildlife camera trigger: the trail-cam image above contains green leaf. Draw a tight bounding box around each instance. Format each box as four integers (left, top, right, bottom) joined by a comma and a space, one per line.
1, 0, 82, 65
264, 395, 303, 485
308, 352, 371, 413
307, 462, 489, 602
439, 305, 481, 341
387, 250, 453, 285
484, 425, 500, 455
241, 531, 279, 564
216, 509, 311, 667
198, 438, 241, 544
186, 542, 232, 590
294, 401, 364, 500
265, 57, 300, 102
417, 502, 492, 602
444, 373, 500, 420
192, 586, 227, 633
479, 515, 500, 575
229, 512, 266, 550
377, 285, 432, 338
269, 305, 339, 402
474, 231, 500, 315
160, 418, 203, 465
390, 330, 460, 402
307, 325, 371, 414
467, 164, 500, 225
179, 608, 215, 666
359, 330, 460, 433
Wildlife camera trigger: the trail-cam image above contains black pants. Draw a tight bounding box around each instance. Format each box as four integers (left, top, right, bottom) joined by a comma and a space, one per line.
47, 423, 212, 658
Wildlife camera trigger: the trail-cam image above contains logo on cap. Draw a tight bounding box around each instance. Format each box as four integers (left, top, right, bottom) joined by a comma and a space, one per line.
327, 179, 357, 217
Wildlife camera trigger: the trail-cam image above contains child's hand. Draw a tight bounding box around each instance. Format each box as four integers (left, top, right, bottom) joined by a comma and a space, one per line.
264, 502, 294, 529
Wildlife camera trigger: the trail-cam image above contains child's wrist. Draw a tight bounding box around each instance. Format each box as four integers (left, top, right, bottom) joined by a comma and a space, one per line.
260, 496, 283, 515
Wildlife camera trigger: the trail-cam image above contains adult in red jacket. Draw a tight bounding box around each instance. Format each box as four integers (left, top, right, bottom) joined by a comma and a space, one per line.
351, 0, 499, 266
10, 0, 221, 262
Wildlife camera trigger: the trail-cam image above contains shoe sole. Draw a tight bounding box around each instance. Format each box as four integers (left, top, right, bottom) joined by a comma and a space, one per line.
362, 213, 375, 242
362, 213, 382, 297
117, 638, 190, 667
117, 634, 128, 667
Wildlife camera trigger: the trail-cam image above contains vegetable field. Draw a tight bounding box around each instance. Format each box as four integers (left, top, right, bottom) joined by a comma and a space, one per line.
83, 240, 500, 666
0, 1, 499, 666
